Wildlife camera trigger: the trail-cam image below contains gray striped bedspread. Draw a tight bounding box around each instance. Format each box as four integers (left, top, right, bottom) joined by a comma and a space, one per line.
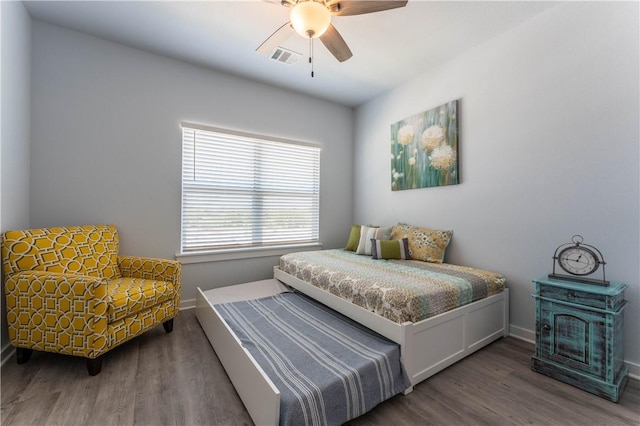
279, 249, 506, 324
215, 291, 411, 426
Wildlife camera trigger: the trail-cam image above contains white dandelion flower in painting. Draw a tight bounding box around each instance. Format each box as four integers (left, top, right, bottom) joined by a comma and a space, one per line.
397, 125, 415, 146
421, 125, 445, 152
428, 144, 456, 171
408, 157, 416, 166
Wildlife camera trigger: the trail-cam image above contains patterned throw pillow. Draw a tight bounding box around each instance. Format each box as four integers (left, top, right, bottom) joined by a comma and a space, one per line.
390, 223, 452, 263
356, 225, 392, 255
370, 238, 410, 260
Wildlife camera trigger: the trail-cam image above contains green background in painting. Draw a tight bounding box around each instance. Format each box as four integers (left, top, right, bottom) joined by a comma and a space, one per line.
390, 100, 459, 191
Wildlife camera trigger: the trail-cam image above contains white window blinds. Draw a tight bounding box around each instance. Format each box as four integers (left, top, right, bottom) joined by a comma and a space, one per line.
180, 123, 321, 253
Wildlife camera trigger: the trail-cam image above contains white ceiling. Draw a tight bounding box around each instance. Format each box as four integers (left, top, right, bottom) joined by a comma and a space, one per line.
23, 0, 557, 107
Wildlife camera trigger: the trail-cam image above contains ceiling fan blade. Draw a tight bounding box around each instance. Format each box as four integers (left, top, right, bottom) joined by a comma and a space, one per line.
328, 1, 408, 16
320, 24, 353, 62
261, 0, 294, 6
256, 22, 295, 55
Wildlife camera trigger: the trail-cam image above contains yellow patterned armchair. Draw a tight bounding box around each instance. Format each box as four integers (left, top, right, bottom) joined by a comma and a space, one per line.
2, 225, 181, 375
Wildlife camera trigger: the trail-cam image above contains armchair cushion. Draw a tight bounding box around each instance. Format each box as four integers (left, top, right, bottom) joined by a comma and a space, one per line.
107, 277, 176, 322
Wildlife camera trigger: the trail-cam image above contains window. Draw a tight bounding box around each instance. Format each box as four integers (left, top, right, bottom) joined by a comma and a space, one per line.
180, 123, 321, 256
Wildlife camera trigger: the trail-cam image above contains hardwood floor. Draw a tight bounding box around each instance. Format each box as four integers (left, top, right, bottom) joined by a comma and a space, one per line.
2, 309, 638, 425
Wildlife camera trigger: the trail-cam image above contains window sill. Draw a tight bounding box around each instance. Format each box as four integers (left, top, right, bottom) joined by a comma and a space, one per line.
176, 243, 323, 264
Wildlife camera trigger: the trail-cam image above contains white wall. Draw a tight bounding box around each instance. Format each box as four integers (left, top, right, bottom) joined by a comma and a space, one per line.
30, 21, 354, 304
0, 1, 31, 360
354, 2, 639, 368
14, 1, 640, 374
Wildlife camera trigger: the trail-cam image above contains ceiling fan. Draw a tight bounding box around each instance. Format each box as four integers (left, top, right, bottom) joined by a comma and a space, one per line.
257, 0, 408, 71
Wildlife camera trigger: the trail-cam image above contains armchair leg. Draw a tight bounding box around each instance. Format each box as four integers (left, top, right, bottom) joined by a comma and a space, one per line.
16, 348, 33, 364
86, 356, 103, 376
163, 319, 174, 333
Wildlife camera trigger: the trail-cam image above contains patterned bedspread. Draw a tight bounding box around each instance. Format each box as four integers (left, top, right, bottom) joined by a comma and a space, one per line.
215, 291, 411, 426
279, 249, 506, 324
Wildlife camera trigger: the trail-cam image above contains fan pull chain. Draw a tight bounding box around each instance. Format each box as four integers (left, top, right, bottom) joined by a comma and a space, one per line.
308, 37, 314, 78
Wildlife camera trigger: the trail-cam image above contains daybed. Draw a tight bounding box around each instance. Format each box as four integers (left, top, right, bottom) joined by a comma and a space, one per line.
196, 245, 509, 425
196, 243, 508, 425
274, 249, 509, 387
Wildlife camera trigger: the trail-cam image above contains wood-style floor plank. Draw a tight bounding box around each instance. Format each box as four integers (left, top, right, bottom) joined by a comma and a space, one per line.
1, 309, 638, 425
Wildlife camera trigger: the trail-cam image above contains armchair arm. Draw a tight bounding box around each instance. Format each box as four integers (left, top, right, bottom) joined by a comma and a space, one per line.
118, 256, 182, 316
4, 271, 109, 358
117, 256, 181, 288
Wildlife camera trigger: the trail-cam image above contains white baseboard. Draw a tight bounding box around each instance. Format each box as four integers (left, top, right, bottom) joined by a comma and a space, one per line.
181, 298, 196, 310
1, 342, 15, 367
626, 361, 640, 380
509, 324, 535, 343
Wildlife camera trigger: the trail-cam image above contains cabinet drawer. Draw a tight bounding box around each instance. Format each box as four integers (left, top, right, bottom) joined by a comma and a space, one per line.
539, 285, 608, 309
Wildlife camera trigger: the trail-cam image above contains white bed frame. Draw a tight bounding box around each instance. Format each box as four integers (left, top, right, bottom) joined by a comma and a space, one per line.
196, 269, 509, 426
274, 267, 509, 388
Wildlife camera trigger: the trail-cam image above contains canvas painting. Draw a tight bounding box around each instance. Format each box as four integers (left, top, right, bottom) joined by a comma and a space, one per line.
390, 100, 459, 190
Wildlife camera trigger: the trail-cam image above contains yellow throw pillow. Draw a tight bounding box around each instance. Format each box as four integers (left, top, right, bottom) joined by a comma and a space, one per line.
390, 223, 452, 263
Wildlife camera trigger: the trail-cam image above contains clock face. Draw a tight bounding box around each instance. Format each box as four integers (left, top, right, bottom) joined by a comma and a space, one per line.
557, 246, 599, 276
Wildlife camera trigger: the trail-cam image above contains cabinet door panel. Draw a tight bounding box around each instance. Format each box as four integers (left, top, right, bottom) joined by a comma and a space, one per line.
539, 301, 606, 379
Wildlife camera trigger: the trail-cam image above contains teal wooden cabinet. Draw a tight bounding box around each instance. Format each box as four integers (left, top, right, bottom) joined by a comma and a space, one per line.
531, 277, 628, 402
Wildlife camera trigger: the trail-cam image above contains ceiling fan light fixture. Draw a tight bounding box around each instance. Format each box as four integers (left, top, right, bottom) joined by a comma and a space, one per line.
290, 1, 331, 39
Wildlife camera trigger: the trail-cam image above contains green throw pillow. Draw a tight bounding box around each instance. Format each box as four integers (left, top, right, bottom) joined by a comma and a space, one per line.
371, 238, 410, 260
345, 224, 361, 251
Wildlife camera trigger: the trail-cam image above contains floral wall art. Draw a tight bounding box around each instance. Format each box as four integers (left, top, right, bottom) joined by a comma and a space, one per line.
391, 100, 459, 190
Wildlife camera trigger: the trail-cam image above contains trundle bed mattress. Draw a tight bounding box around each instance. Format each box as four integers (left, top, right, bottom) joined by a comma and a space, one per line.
215, 290, 410, 426
279, 249, 506, 323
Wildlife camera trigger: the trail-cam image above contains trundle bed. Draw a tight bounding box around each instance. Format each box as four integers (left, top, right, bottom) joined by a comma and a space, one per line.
196, 249, 509, 425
